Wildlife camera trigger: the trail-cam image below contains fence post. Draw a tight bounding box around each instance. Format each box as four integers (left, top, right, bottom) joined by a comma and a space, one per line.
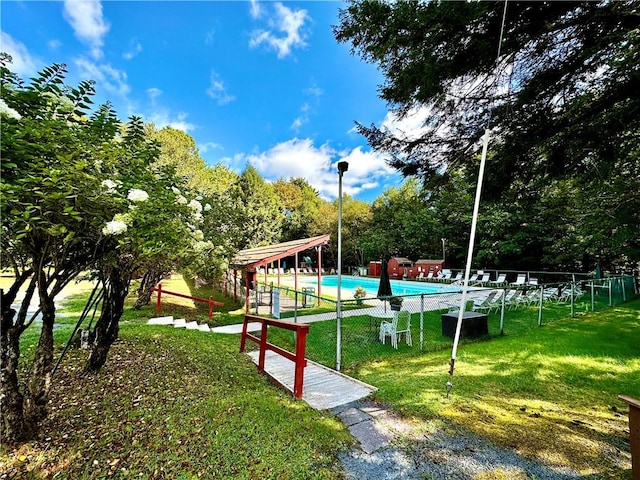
591, 282, 595, 311
420, 294, 424, 350
209, 296, 214, 320
609, 279, 613, 306
538, 285, 543, 326
571, 282, 575, 317
500, 289, 505, 335
622, 277, 627, 302
156, 283, 162, 315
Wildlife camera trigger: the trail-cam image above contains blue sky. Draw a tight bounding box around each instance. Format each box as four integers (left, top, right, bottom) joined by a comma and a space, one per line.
2, 0, 423, 201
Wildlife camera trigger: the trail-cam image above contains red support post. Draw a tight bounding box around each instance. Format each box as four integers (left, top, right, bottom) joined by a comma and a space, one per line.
208, 296, 214, 320
294, 325, 308, 399
156, 283, 162, 315
239, 315, 248, 352
258, 321, 268, 372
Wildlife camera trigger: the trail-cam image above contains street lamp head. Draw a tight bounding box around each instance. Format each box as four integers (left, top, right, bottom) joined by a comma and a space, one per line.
337, 161, 349, 174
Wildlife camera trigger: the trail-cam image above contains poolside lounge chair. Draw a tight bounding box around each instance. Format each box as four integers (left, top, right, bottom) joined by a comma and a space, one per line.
451, 272, 463, 283
489, 273, 507, 286
472, 290, 499, 313
476, 273, 491, 285
468, 271, 480, 283
510, 274, 527, 286
417, 272, 424, 281
439, 270, 452, 282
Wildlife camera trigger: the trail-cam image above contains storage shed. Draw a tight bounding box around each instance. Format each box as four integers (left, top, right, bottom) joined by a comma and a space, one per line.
414, 259, 445, 278
369, 261, 382, 277
388, 257, 413, 279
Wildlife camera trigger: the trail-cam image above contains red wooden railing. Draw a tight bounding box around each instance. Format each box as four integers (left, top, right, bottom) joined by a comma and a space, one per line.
152, 283, 224, 320
240, 314, 309, 399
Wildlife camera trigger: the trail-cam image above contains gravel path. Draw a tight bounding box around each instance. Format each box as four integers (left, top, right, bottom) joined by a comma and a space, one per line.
333, 399, 582, 480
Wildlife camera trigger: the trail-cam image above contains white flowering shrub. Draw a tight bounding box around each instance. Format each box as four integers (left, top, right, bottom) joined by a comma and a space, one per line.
102, 220, 128, 236
101, 179, 118, 192
127, 188, 149, 202
0, 98, 21, 120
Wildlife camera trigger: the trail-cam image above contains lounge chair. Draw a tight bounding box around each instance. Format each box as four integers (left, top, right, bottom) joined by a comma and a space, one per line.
439, 270, 452, 282
417, 272, 424, 281
425, 271, 434, 281
510, 274, 527, 286
451, 272, 463, 283
476, 273, 491, 285
468, 272, 480, 283
489, 273, 507, 286
471, 290, 499, 313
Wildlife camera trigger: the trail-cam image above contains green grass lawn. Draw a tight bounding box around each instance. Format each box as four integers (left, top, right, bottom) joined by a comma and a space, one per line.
3, 279, 351, 479
3, 275, 638, 478
351, 298, 640, 477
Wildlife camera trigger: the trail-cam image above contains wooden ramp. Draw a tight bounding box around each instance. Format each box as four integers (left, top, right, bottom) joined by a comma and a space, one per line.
247, 350, 377, 410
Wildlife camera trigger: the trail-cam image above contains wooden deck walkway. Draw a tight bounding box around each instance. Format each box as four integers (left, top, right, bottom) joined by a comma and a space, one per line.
246, 350, 377, 410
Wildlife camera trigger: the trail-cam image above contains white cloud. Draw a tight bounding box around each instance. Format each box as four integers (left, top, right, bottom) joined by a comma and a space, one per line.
205, 28, 215, 45
74, 56, 130, 97
147, 110, 196, 133
304, 83, 323, 97
206, 70, 235, 105
63, 0, 110, 59
290, 116, 307, 130
0, 32, 40, 77
199, 141, 223, 153
380, 106, 433, 142
147, 87, 162, 101
48, 39, 62, 50
290, 103, 310, 131
123, 39, 142, 60
249, 2, 309, 59
249, 0, 261, 19
246, 138, 395, 200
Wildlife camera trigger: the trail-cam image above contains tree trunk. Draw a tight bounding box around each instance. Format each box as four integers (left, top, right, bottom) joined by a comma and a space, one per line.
86, 268, 130, 372
21, 271, 56, 439
134, 267, 165, 309
1, 312, 25, 444
1, 275, 36, 443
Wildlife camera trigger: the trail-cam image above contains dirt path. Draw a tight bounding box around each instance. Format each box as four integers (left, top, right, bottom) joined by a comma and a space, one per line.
334, 399, 583, 480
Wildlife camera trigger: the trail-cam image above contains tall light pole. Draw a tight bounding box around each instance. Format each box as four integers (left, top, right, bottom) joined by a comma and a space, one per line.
336, 160, 348, 371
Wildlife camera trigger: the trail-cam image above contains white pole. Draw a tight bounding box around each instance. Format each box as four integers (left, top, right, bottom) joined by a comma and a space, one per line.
448, 0, 509, 394
449, 129, 490, 382
336, 161, 348, 371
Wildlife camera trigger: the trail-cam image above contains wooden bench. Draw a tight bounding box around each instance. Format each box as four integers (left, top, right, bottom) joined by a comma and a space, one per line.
619, 395, 640, 480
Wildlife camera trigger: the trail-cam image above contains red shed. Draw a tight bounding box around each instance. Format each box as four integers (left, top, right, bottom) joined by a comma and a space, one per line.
388, 257, 413, 279
414, 259, 444, 278
369, 261, 382, 277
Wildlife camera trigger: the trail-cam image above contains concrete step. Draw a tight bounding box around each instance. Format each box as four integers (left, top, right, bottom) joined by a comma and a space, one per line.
185, 321, 199, 330
147, 316, 175, 325
197, 324, 211, 332
173, 318, 187, 328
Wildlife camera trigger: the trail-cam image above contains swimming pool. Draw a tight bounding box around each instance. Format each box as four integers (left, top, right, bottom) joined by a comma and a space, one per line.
299, 275, 459, 296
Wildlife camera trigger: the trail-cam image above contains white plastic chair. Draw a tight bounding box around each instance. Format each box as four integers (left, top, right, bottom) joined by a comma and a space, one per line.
379, 311, 412, 349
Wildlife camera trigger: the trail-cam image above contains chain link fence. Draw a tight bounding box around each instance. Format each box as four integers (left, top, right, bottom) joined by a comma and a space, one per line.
247, 276, 637, 371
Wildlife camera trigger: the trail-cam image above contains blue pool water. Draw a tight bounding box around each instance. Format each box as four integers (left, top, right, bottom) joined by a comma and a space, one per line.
300, 275, 458, 296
